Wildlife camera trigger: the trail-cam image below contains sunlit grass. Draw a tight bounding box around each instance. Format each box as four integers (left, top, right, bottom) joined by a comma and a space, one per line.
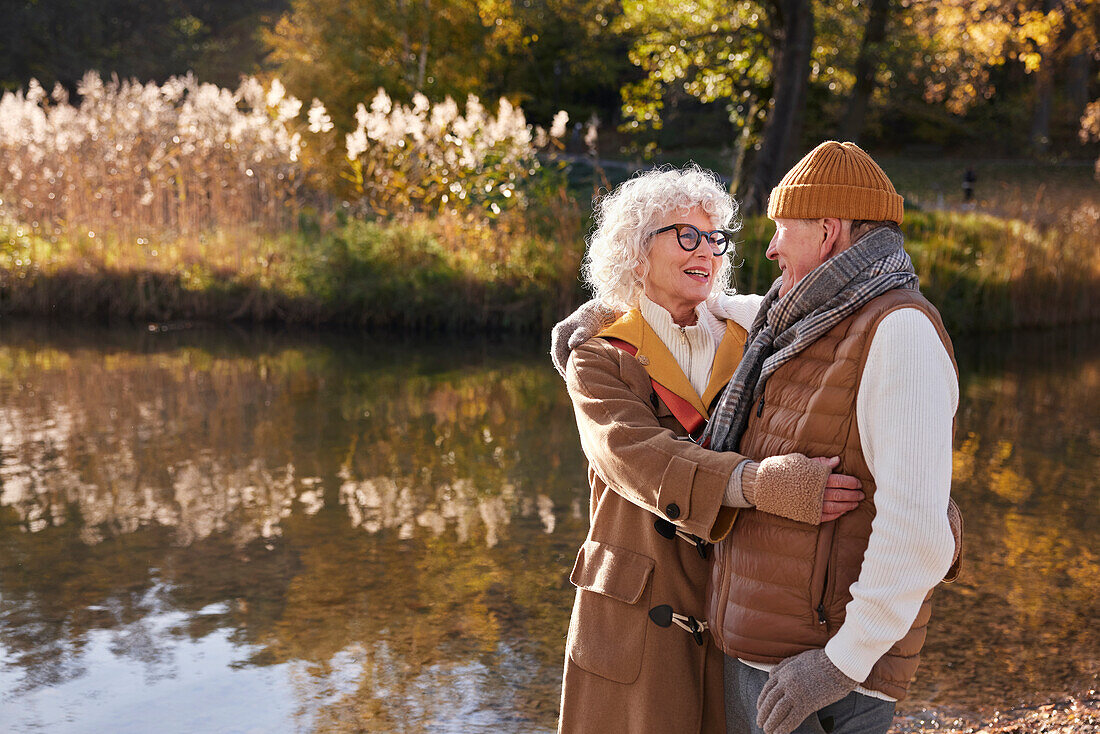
5, 197, 1094, 333
0, 203, 589, 331
734, 204, 1100, 332
879, 157, 1100, 226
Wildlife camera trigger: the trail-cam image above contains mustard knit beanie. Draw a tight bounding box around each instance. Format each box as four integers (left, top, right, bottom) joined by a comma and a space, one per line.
767, 141, 904, 224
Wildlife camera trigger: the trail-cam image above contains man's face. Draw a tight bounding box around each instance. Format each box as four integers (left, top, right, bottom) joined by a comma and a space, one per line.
766, 218, 828, 297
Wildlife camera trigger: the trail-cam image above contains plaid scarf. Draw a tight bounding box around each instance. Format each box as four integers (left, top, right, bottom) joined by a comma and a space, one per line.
701, 225, 918, 452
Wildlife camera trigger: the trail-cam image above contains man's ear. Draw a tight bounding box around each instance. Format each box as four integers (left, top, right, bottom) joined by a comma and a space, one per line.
819, 218, 846, 259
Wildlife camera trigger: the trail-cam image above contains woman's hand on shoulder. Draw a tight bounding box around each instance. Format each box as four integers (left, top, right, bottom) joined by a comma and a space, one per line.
551, 299, 620, 378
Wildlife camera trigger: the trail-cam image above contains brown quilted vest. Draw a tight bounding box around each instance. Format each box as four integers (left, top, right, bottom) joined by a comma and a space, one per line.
706, 289, 957, 700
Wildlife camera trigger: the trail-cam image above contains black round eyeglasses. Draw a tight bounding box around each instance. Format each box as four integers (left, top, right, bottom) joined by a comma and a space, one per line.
645, 223, 732, 256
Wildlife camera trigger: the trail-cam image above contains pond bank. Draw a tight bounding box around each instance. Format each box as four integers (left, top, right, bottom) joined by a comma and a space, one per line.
2, 208, 1098, 334
0, 217, 585, 334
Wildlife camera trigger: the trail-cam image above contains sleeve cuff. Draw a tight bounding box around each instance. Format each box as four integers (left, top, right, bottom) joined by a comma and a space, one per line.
723, 459, 753, 508
824, 625, 881, 683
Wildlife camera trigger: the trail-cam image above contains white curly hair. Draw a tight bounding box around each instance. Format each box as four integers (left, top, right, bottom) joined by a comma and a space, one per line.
582, 164, 740, 310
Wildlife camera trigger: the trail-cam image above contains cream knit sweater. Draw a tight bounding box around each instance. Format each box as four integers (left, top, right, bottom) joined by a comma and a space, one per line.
710, 294, 958, 701
638, 294, 725, 397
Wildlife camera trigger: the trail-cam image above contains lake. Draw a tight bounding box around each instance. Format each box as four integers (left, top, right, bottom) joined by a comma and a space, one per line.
1, 321, 1097, 733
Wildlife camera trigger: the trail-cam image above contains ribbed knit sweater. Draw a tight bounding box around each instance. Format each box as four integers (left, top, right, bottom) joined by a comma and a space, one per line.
639, 294, 761, 508
638, 294, 725, 398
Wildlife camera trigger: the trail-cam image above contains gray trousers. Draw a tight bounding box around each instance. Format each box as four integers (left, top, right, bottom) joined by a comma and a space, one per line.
724, 656, 895, 734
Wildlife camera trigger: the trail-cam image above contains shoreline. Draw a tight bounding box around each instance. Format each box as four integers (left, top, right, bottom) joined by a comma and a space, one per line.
1, 262, 1097, 335
893, 690, 1099, 733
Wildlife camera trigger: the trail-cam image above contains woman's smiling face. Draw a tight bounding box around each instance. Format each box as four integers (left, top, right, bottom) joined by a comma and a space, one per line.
641, 206, 722, 317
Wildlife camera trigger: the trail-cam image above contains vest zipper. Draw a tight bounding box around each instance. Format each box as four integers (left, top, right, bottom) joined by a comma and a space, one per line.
756, 394, 765, 417
811, 524, 836, 632
816, 563, 830, 630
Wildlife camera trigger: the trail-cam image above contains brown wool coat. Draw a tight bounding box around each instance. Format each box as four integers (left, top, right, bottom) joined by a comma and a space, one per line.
558, 310, 748, 734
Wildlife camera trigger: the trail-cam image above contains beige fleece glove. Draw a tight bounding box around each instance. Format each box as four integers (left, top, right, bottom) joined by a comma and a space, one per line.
741, 453, 830, 525
550, 298, 618, 378
757, 648, 858, 734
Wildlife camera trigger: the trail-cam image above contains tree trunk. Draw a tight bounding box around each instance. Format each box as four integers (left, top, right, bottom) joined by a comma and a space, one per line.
840, 0, 893, 144
398, 0, 413, 90
743, 0, 815, 215
417, 0, 430, 90
1066, 51, 1089, 115
1029, 0, 1058, 155
730, 96, 759, 197
1062, 0, 1090, 120
1029, 62, 1053, 154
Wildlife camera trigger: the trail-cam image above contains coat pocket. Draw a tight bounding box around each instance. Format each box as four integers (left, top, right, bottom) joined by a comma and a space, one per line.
566, 539, 655, 684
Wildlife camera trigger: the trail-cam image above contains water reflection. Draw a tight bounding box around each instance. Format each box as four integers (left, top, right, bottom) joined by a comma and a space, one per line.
0, 322, 1097, 731
0, 327, 585, 552
0, 324, 588, 732
915, 328, 1100, 711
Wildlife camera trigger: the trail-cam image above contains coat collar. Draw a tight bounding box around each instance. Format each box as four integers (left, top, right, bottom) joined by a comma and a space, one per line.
597, 308, 747, 418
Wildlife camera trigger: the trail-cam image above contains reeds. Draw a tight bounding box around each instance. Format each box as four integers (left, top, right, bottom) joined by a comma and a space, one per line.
0, 73, 305, 251
341, 89, 568, 218
0, 72, 569, 263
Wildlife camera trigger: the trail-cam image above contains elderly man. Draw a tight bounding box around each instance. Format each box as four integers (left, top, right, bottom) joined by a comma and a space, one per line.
701, 141, 959, 734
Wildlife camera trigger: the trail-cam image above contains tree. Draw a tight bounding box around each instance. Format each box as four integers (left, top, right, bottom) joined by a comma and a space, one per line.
476, 0, 639, 124
618, 0, 770, 189
264, 0, 635, 131
1081, 98, 1100, 180
0, 0, 285, 91
897, 0, 1097, 153
1022, 0, 1099, 153
619, 0, 823, 211
618, 3, 769, 199
263, 0, 495, 125
839, 0, 895, 144
743, 0, 815, 213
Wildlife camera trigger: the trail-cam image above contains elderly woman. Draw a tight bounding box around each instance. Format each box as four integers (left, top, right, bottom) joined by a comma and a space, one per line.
555, 165, 863, 733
